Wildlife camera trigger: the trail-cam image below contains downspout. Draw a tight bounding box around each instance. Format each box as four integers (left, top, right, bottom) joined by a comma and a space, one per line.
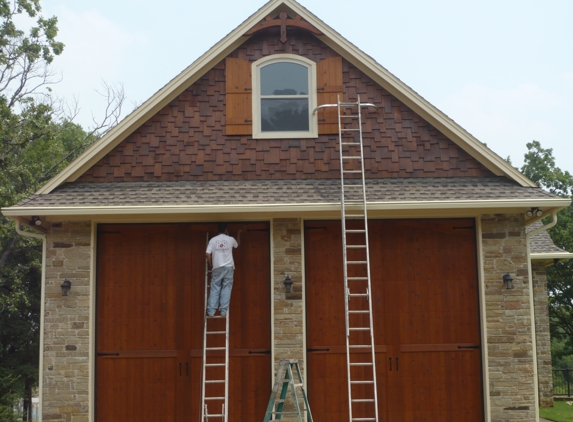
14, 221, 46, 422
525, 210, 558, 422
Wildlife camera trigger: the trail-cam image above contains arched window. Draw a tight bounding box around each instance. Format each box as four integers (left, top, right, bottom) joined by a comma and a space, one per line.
252, 55, 317, 138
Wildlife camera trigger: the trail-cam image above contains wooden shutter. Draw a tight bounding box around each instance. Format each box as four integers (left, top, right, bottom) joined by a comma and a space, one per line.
316, 56, 343, 135
226, 58, 252, 135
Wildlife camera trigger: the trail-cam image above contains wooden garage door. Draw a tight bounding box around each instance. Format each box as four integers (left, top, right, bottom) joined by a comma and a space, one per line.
305, 219, 483, 422
96, 223, 271, 421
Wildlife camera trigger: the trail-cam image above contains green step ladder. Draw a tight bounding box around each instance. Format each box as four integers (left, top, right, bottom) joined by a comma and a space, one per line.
263, 359, 313, 422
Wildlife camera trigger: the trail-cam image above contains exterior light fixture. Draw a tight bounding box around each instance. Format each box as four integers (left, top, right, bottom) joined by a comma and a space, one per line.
61, 279, 72, 296
502, 273, 514, 290
283, 276, 293, 293
525, 208, 543, 218
30, 216, 42, 226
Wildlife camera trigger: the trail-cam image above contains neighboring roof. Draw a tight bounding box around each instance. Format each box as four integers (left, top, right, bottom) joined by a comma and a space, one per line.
4, 177, 568, 217
528, 221, 573, 262
35, 0, 535, 195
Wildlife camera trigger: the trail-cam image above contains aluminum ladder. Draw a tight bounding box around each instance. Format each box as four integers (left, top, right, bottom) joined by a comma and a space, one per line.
314, 95, 380, 422
263, 359, 313, 422
201, 233, 230, 422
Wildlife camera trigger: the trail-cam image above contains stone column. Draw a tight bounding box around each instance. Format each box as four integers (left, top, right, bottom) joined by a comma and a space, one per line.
532, 262, 554, 407
481, 214, 536, 422
43, 221, 91, 422
272, 218, 305, 420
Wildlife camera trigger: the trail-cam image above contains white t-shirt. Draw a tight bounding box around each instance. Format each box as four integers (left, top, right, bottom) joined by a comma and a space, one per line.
206, 233, 239, 269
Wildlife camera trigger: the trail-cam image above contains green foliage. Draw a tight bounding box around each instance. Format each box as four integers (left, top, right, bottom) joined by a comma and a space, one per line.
0, 375, 21, 422
522, 141, 573, 369
0, 3, 122, 419
0, 2, 94, 419
521, 140, 573, 197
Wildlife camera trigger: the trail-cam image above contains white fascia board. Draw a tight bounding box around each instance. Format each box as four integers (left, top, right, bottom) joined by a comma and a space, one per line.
36, 1, 285, 195
280, 0, 534, 186
531, 252, 573, 261
2, 198, 570, 218
305, 41, 533, 186
36, 0, 535, 195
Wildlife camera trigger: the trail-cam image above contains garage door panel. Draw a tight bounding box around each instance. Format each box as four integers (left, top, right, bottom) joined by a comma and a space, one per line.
97, 222, 271, 422
97, 357, 177, 421
305, 219, 483, 421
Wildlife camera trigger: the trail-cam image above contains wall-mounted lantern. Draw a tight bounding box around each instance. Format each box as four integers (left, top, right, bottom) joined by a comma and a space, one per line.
61, 279, 72, 296
283, 276, 293, 293
502, 273, 514, 290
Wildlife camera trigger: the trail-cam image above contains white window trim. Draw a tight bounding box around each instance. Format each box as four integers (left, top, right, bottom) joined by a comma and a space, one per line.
252, 54, 318, 139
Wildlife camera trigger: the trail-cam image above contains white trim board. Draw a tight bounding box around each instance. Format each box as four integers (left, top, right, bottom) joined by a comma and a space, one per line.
3, 198, 570, 218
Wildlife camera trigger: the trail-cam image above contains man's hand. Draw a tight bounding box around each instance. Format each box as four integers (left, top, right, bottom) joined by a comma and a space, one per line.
205, 252, 212, 267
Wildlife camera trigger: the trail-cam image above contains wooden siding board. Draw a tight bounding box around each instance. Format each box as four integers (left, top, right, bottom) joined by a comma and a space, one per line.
78, 30, 494, 183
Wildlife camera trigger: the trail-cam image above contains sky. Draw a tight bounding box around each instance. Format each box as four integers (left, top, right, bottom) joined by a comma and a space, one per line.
39, 0, 573, 173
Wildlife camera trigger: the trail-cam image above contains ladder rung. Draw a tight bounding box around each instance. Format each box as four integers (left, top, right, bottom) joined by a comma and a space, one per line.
347, 261, 367, 264
206, 331, 226, 334
206, 347, 226, 351
352, 419, 377, 421
346, 245, 366, 249
349, 327, 370, 331
205, 380, 225, 384
348, 310, 369, 314
342, 128, 360, 132
349, 345, 372, 349
270, 412, 303, 415
342, 155, 361, 159
352, 399, 376, 402
345, 230, 366, 233
348, 277, 368, 280
350, 362, 374, 366
343, 170, 363, 173
351, 380, 375, 384
348, 293, 368, 297
206, 414, 224, 417
205, 397, 225, 400
206, 315, 226, 318
341, 114, 359, 118
205, 363, 226, 367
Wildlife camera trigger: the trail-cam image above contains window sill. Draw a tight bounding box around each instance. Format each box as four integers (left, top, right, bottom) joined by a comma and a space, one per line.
252, 131, 319, 139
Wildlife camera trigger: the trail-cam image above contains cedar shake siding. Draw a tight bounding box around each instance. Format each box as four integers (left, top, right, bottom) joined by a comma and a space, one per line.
78, 29, 494, 183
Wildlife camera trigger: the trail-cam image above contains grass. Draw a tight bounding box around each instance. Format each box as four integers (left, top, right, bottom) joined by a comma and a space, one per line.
540, 400, 573, 422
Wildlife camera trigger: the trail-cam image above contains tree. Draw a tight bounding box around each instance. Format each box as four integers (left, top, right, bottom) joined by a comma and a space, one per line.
0, 2, 124, 420
521, 141, 573, 366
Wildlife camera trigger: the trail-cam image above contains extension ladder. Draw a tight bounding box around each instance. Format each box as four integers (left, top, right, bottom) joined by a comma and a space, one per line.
314, 95, 380, 422
263, 359, 313, 422
201, 233, 230, 422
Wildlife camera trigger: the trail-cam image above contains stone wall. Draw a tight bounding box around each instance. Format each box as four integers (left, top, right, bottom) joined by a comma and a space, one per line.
481, 214, 536, 421
533, 262, 554, 407
43, 221, 92, 422
271, 218, 305, 420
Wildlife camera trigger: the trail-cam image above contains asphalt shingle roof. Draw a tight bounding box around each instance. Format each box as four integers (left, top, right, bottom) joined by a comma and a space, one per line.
13, 177, 558, 208
527, 221, 569, 254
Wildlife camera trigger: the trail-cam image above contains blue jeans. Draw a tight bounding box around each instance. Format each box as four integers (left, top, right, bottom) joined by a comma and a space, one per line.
207, 266, 234, 316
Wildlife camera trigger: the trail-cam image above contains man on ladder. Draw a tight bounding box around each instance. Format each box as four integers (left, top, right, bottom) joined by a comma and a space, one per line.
202, 223, 243, 422
205, 223, 243, 317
